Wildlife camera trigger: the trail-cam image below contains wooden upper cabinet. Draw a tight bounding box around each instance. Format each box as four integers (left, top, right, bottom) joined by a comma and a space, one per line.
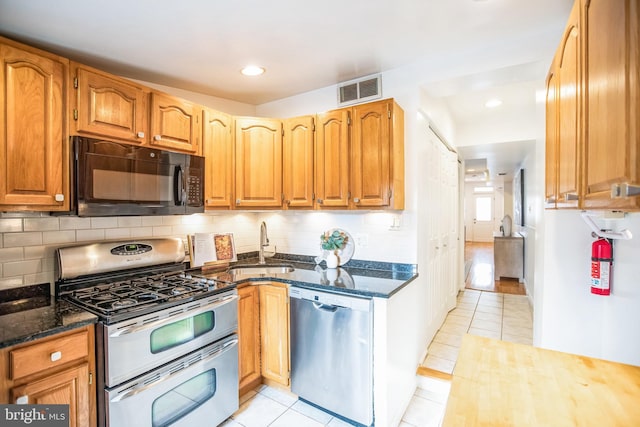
203, 109, 234, 209
150, 92, 202, 155
283, 116, 315, 209
556, 2, 581, 209
351, 100, 390, 208
582, 0, 640, 209
545, 67, 559, 209
234, 117, 283, 208
72, 63, 148, 144
315, 109, 350, 208
351, 99, 404, 209
259, 283, 290, 386
0, 39, 69, 211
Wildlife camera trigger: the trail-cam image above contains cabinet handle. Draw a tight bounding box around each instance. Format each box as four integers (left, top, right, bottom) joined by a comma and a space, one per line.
612, 183, 640, 198
50, 351, 62, 362
564, 193, 578, 201
235, 199, 241, 205
611, 184, 621, 198
317, 199, 323, 204
153, 135, 162, 141
54, 194, 65, 202
16, 395, 28, 404
353, 197, 360, 203
137, 131, 145, 138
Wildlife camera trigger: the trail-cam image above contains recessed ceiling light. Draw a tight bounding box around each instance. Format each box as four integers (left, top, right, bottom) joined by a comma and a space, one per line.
241, 65, 265, 76
485, 98, 502, 108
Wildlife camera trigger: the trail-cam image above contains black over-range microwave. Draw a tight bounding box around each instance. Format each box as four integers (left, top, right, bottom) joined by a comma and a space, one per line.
69, 136, 205, 216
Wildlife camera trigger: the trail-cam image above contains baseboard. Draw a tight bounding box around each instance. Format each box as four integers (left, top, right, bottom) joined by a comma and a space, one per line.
416, 366, 453, 381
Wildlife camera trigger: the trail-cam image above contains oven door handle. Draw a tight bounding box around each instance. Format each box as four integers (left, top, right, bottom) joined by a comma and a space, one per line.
109, 337, 238, 403
109, 294, 238, 337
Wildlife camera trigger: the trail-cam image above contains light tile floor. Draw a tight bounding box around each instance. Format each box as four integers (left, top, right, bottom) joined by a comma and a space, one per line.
223, 289, 532, 427
422, 289, 533, 374
221, 375, 451, 427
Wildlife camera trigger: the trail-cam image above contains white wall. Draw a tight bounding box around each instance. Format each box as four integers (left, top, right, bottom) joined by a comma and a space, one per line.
132, 79, 257, 116
538, 211, 640, 366
513, 142, 538, 300
456, 104, 539, 147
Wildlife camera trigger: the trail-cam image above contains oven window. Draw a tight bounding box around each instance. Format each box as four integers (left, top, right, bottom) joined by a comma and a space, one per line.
152, 369, 217, 427
150, 311, 215, 354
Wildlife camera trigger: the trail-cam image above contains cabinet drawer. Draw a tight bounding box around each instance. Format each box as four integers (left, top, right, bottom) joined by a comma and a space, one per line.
10, 331, 89, 380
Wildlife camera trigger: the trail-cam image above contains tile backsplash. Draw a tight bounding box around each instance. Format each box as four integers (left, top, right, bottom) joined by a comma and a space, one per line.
0, 213, 259, 292
1, 210, 415, 293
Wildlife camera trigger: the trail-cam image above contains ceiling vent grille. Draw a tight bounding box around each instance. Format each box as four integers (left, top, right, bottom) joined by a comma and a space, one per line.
337, 74, 382, 106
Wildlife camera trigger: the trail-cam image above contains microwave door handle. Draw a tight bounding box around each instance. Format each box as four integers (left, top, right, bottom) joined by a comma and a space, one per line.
174, 165, 184, 205
109, 338, 239, 403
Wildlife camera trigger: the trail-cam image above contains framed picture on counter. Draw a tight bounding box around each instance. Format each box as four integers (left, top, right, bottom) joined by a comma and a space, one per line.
188, 232, 237, 267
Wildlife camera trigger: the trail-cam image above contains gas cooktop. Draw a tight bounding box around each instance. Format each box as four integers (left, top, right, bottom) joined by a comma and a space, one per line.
65, 271, 226, 318
55, 238, 234, 323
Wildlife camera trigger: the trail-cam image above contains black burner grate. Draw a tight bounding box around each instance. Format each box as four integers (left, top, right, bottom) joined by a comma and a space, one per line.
66, 272, 222, 317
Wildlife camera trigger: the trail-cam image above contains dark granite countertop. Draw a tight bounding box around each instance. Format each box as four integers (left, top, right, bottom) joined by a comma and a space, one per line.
0, 284, 98, 350
199, 253, 418, 298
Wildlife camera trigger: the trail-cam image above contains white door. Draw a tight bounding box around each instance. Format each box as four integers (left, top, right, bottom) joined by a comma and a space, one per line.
471, 194, 494, 242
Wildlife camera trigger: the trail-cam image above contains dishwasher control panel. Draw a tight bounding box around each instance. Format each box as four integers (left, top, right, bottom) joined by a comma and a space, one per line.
289, 286, 371, 311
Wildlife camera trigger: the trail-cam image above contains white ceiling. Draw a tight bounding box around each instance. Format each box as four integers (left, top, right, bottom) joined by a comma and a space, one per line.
0, 0, 572, 177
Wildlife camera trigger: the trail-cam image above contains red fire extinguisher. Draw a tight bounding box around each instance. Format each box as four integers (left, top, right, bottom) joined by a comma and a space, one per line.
591, 236, 613, 295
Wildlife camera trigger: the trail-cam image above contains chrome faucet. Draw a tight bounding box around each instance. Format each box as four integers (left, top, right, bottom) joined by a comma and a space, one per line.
259, 221, 269, 264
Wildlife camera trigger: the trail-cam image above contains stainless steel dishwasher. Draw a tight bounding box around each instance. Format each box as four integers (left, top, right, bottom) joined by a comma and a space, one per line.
290, 286, 373, 426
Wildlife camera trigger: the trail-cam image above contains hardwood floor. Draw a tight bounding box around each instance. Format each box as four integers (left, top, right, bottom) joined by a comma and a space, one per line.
464, 241, 526, 295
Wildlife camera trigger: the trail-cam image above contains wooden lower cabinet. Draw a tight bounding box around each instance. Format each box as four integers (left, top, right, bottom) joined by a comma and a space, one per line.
0, 324, 96, 427
237, 283, 290, 396
10, 364, 90, 427
259, 283, 290, 386
238, 285, 262, 396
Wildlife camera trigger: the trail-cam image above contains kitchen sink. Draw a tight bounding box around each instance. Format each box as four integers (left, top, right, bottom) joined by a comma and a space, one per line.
227, 264, 295, 276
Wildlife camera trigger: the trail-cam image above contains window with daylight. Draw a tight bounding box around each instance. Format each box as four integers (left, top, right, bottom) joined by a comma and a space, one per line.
474, 186, 494, 193
475, 196, 492, 221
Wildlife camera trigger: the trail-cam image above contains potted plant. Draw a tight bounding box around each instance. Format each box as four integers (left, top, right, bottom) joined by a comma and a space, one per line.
320, 230, 349, 268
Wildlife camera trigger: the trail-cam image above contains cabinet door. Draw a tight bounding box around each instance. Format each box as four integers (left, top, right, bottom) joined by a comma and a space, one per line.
556, 3, 581, 208
203, 109, 234, 209
283, 116, 315, 208
238, 285, 261, 396
234, 117, 283, 208
582, 0, 640, 209
351, 100, 391, 208
315, 109, 350, 208
0, 42, 68, 210
11, 363, 90, 427
545, 67, 559, 209
259, 283, 290, 386
73, 64, 148, 144
150, 92, 202, 154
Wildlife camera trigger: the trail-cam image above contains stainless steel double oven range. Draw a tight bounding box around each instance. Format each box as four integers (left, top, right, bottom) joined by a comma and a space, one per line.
55, 238, 238, 427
